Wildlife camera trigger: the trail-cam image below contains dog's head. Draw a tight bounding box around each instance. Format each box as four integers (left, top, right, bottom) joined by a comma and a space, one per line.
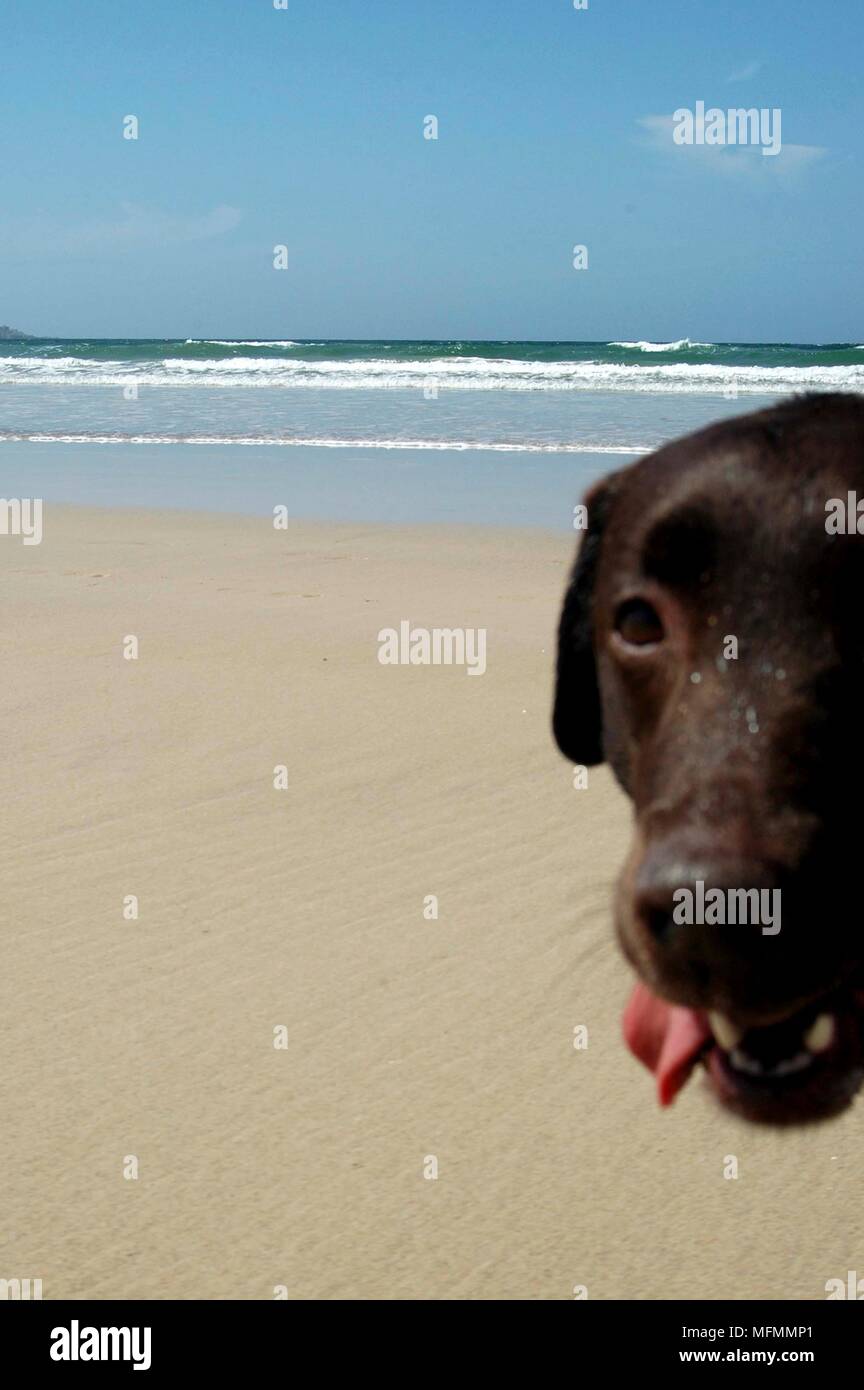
554, 393, 864, 1122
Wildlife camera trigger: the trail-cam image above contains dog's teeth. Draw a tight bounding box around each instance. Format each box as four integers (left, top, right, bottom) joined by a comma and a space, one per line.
709, 1011, 742, 1050
729, 1048, 763, 1075
773, 1051, 813, 1077
728, 1047, 815, 1079
804, 1013, 834, 1054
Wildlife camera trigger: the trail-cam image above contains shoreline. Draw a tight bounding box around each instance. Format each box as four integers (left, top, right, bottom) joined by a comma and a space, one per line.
0, 440, 632, 529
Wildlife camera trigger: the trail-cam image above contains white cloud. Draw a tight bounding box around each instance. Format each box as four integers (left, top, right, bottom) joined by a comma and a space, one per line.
636, 115, 827, 178
727, 60, 764, 83
637, 114, 677, 145
772, 144, 827, 172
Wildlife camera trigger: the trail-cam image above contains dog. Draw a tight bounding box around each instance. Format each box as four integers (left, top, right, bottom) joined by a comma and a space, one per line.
553, 393, 864, 1123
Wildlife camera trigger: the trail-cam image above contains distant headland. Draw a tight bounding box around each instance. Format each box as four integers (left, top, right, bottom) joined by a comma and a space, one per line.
0, 325, 34, 340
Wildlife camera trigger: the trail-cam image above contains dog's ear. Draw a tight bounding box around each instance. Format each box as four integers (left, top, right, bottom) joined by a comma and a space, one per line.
553, 475, 623, 766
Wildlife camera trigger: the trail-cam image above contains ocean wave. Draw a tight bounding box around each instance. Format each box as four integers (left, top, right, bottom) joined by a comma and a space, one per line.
184, 339, 301, 347
2, 353, 864, 394
609, 339, 715, 352
0, 430, 647, 454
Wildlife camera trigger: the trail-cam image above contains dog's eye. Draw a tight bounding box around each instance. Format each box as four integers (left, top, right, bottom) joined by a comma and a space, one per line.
614, 599, 664, 647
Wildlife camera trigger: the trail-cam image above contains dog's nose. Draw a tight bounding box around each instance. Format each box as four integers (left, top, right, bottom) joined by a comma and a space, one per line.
633, 850, 784, 994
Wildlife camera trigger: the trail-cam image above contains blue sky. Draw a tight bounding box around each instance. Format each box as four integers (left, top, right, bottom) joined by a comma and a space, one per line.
1, 0, 861, 341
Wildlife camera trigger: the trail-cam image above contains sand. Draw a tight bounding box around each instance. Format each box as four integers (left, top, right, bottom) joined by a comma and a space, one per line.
2, 504, 861, 1301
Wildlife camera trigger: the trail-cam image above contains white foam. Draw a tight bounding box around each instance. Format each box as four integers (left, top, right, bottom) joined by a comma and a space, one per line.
2, 353, 863, 394
184, 339, 301, 347
0, 431, 647, 454
610, 339, 715, 352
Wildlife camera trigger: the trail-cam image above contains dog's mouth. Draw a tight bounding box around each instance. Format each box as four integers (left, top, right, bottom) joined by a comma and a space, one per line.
623, 981, 864, 1122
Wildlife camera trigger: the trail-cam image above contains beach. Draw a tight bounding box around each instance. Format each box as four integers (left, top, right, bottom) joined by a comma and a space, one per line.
3, 501, 861, 1300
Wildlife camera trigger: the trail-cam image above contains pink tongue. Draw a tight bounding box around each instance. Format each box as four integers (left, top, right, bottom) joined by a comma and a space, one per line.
623, 983, 712, 1106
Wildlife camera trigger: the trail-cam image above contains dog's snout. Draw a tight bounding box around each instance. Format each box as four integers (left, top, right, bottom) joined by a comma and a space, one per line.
636, 857, 777, 937
631, 849, 786, 1008
639, 897, 682, 946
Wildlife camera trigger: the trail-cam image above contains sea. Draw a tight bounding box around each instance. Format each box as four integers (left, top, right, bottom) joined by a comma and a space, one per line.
2, 338, 863, 527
